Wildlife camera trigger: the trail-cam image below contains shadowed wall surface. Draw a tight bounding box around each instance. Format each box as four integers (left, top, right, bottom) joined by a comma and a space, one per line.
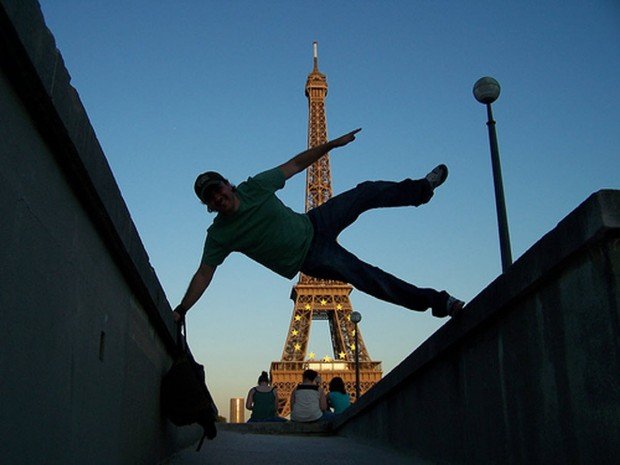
334, 190, 620, 464
0, 1, 200, 464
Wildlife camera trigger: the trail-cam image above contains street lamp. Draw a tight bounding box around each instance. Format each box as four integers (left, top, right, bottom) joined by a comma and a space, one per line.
473, 76, 513, 272
350, 311, 362, 401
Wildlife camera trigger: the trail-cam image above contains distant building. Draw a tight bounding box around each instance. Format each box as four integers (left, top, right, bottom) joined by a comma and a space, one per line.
229, 398, 245, 423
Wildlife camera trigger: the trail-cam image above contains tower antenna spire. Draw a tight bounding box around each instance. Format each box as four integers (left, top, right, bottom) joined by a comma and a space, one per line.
313, 41, 318, 70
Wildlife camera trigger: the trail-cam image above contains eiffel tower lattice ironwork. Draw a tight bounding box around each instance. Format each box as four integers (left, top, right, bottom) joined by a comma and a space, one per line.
270, 42, 382, 418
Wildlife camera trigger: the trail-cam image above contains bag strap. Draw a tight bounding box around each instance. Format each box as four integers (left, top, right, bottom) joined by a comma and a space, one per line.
176, 319, 199, 365
196, 431, 207, 452
175, 319, 188, 354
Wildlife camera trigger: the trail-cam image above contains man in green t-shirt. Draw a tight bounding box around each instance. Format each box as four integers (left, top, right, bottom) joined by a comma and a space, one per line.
173, 128, 464, 322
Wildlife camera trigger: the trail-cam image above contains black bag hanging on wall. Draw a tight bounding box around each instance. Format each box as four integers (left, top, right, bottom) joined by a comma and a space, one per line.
161, 320, 218, 451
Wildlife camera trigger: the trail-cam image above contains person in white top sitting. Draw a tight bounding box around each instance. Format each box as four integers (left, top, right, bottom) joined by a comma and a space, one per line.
290, 369, 335, 422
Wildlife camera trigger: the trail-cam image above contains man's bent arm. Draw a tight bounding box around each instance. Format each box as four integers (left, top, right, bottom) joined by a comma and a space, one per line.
173, 263, 215, 321
279, 128, 361, 180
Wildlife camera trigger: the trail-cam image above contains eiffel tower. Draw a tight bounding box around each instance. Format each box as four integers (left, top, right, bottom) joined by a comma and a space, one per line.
270, 42, 382, 417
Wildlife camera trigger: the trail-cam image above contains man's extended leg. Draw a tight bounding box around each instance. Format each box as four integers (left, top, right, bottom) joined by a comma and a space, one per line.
308, 165, 448, 239
309, 178, 433, 239
300, 234, 454, 317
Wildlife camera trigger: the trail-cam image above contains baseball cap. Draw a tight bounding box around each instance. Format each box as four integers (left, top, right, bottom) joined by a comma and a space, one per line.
194, 171, 226, 200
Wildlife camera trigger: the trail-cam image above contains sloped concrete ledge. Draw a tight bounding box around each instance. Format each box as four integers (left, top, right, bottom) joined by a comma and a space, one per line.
0, 0, 177, 349
1, 1, 199, 464
334, 190, 620, 464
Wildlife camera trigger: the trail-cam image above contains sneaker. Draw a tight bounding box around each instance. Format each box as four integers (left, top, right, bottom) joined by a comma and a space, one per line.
447, 295, 465, 317
425, 164, 449, 189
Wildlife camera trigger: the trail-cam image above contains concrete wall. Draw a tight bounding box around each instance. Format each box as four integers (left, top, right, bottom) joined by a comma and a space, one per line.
0, 1, 200, 463
335, 190, 620, 465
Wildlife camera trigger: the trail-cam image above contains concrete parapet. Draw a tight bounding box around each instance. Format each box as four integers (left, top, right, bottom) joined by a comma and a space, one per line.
0, 1, 198, 464
334, 190, 620, 464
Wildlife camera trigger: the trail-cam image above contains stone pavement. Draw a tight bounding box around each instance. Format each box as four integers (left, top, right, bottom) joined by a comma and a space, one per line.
167, 427, 427, 465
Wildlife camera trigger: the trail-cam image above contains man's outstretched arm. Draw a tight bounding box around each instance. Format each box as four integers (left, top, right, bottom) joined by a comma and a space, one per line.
173, 263, 216, 322
279, 128, 361, 180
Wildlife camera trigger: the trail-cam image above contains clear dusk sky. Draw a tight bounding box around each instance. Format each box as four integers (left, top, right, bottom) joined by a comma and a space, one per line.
38, 1, 619, 419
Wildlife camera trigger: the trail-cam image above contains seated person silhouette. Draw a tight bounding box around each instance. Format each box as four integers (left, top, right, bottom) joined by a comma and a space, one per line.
290, 369, 335, 422
327, 376, 351, 414
246, 371, 286, 422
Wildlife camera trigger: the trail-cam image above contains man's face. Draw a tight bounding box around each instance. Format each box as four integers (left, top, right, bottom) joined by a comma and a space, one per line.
204, 182, 236, 214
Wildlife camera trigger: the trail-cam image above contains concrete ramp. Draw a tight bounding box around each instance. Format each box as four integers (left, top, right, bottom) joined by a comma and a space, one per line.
169, 427, 419, 465
334, 190, 620, 464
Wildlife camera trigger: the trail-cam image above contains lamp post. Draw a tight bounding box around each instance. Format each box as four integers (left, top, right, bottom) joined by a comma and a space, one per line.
473, 76, 513, 272
350, 311, 362, 401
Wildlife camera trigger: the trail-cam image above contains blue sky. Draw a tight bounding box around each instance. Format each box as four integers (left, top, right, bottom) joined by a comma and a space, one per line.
39, 0, 619, 419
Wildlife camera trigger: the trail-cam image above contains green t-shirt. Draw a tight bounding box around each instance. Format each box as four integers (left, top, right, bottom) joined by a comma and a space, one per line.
201, 167, 313, 279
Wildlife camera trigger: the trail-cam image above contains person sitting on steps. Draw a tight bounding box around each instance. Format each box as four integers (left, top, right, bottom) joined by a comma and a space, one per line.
327, 376, 351, 415
290, 369, 334, 422
245, 371, 286, 423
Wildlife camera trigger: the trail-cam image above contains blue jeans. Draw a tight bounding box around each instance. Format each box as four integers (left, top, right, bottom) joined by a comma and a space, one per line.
301, 178, 450, 317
